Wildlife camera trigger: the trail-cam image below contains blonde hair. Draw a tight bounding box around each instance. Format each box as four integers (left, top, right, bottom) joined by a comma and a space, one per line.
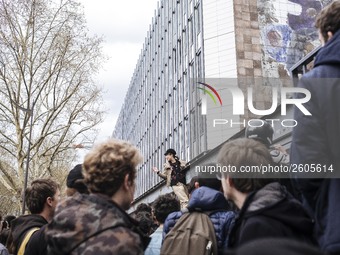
83, 139, 142, 196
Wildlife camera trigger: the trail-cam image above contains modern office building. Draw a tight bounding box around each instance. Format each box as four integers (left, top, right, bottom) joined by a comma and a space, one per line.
113, 0, 325, 206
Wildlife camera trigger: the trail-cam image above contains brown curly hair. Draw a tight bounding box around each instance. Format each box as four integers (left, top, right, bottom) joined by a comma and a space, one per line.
83, 139, 142, 196
153, 193, 180, 223
315, 0, 340, 42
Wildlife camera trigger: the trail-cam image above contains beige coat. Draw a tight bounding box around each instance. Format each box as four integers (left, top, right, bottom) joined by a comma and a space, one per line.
158, 160, 187, 187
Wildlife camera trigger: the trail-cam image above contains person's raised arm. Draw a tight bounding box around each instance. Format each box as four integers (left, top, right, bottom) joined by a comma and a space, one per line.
151, 167, 166, 179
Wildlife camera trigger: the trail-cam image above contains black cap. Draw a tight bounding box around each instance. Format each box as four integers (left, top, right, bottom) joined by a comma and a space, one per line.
66, 164, 88, 194
164, 148, 176, 156
245, 120, 274, 146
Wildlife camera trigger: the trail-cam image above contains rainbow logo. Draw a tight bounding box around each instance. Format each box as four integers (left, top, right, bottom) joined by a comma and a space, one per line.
197, 82, 222, 115
197, 82, 223, 106
197, 82, 223, 115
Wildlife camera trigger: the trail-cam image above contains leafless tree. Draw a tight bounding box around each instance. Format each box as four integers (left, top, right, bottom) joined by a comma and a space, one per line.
0, 0, 106, 204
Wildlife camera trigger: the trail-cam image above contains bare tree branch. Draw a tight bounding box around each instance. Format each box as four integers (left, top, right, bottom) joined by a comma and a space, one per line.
0, 0, 106, 207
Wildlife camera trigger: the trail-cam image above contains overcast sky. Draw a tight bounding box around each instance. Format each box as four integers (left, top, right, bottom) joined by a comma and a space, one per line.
80, 0, 159, 145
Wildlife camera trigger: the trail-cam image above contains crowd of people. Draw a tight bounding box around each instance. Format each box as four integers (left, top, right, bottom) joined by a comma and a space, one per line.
1, 1, 340, 254
0, 136, 327, 255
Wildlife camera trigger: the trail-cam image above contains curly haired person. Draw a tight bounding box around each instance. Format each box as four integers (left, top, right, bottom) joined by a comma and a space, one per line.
46, 139, 150, 255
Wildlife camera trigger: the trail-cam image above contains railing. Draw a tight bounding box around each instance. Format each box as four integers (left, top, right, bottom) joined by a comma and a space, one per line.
290, 46, 321, 85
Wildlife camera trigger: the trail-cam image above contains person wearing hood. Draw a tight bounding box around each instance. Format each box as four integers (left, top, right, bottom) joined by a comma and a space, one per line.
290, 1, 340, 254
163, 169, 235, 251
6, 179, 60, 255
45, 139, 150, 255
218, 138, 316, 249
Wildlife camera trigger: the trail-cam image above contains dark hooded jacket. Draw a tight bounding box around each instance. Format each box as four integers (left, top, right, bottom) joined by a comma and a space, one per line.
228, 182, 315, 248
7, 214, 47, 254
163, 186, 235, 249
223, 238, 323, 255
290, 30, 340, 253
45, 192, 150, 255
24, 224, 48, 255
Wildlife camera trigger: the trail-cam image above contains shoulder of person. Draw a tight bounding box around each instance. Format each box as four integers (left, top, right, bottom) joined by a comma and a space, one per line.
84, 226, 144, 254
179, 160, 188, 168
163, 162, 171, 169
210, 211, 236, 225
166, 211, 182, 222
236, 216, 280, 245
24, 226, 47, 255
163, 211, 183, 234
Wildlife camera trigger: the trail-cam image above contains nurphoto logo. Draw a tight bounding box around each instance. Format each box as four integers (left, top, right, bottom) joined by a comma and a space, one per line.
196, 78, 312, 128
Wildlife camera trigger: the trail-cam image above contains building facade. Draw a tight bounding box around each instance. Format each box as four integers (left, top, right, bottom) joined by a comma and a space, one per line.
113, 0, 207, 201
113, 0, 326, 206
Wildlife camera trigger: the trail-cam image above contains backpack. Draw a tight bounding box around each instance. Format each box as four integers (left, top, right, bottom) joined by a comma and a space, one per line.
160, 210, 218, 255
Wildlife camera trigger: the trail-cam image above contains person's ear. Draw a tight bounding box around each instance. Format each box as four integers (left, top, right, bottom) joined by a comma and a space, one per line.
123, 174, 133, 190
327, 31, 334, 41
46, 196, 53, 207
226, 176, 233, 187
194, 181, 200, 189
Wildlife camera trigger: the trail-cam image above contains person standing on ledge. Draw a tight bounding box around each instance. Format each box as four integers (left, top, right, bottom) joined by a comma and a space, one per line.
152, 149, 189, 209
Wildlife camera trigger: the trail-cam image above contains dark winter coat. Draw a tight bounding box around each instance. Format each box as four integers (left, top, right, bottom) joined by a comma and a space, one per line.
8, 214, 47, 255
290, 30, 340, 253
228, 182, 315, 248
163, 186, 235, 249
24, 225, 48, 255
45, 192, 150, 255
